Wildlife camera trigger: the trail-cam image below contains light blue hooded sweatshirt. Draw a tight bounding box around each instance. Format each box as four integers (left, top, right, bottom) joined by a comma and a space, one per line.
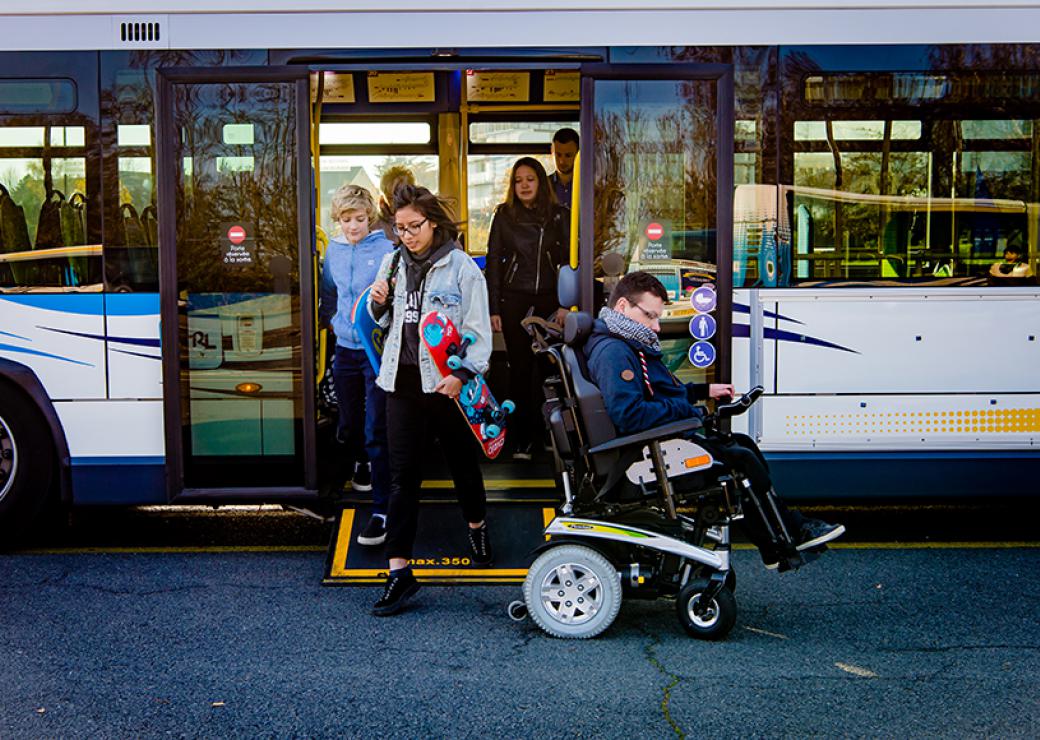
318, 230, 396, 349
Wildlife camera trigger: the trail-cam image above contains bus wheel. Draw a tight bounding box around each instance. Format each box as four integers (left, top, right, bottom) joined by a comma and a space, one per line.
0, 386, 55, 544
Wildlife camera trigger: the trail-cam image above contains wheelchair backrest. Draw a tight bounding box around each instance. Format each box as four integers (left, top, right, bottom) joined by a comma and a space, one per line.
560, 313, 619, 477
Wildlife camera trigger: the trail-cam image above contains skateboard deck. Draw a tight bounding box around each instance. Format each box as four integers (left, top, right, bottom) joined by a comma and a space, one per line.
419, 310, 513, 459
351, 285, 385, 373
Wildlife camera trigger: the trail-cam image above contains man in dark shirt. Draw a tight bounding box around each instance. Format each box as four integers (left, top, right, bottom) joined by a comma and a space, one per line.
549, 128, 578, 209
586, 271, 845, 571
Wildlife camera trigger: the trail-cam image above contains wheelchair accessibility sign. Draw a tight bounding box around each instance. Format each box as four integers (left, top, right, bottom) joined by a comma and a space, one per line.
688, 341, 716, 368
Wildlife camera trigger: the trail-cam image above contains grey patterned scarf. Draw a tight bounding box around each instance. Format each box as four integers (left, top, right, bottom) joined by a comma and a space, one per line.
599, 307, 661, 353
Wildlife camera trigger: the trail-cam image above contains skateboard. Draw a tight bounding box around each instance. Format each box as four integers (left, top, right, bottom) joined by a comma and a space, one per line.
351, 285, 385, 373
419, 311, 514, 459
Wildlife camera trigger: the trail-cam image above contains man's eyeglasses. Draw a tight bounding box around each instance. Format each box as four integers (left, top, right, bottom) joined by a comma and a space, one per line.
632, 303, 661, 322
392, 218, 429, 237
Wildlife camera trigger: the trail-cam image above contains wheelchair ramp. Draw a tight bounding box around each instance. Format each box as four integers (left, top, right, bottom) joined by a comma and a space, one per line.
324, 502, 556, 585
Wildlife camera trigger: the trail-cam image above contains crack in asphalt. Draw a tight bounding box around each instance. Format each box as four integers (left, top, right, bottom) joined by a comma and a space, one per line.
640, 628, 686, 739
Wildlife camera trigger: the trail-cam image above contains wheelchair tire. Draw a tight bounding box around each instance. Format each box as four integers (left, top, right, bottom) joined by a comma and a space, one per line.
523, 544, 622, 639
676, 578, 737, 641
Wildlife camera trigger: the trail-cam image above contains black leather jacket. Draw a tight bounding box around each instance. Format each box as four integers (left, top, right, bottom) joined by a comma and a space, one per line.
485, 202, 569, 312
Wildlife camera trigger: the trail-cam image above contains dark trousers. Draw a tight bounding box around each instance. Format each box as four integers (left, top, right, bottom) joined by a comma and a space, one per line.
384, 366, 487, 560
700, 433, 805, 561
332, 345, 389, 514
500, 289, 558, 449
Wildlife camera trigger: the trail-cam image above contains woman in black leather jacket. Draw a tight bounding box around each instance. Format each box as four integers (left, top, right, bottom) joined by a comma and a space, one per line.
486, 157, 569, 459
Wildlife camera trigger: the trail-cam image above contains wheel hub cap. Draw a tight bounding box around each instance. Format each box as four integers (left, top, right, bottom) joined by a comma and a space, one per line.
0, 414, 17, 503
539, 563, 603, 625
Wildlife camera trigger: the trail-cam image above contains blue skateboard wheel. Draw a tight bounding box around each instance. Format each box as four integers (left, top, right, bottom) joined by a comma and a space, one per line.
462, 332, 477, 345
447, 355, 462, 370
501, 400, 515, 414
486, 424, 501, 438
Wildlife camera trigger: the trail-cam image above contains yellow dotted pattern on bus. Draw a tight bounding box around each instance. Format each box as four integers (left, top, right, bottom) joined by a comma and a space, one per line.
785, 408, 1040, 436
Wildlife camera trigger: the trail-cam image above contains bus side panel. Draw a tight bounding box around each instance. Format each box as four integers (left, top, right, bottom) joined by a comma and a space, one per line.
769, 290, 1040, 395
759, 393, 1039, 451
0, 295, 107, 400
104, 294, 162, 400
54, 400, 167, 504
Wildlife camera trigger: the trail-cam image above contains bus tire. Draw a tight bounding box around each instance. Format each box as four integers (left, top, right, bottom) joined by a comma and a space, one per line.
0, 385, 56, 545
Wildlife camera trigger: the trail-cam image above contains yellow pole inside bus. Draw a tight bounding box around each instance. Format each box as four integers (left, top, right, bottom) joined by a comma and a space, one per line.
569, 150, 580, 270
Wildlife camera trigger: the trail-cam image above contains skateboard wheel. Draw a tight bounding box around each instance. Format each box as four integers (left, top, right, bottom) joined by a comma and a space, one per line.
447, 355, 462, 370
486, 424, 501, 438
501, 400, 515, 414
462, 332, 477, 345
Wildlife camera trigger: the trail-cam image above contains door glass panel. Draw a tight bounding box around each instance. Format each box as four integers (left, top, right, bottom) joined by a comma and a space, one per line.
593, 78, 718, 383
171, 80, 304, 488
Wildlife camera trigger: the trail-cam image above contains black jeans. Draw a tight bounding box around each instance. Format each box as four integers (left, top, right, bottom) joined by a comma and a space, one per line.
384, 366, 487, 560
699, 433, 805, 561
500, 289, 558, 449
332, 346, 389, 514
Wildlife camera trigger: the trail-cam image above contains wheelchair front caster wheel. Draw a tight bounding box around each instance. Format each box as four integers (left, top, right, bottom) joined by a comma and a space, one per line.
676, 578, 737, 641
507, 600, 528, 622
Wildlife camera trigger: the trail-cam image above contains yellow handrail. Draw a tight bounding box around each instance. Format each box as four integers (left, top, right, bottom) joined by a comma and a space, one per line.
569, 150, 580, 270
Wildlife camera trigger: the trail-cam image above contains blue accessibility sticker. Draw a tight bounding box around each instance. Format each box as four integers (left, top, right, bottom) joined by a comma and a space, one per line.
688, 341, 716, 368
688, 313, 717, 341
690, 285, 717, 313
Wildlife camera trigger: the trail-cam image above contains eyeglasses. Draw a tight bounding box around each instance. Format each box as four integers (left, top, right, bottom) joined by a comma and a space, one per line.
392, 218, 428, 237
632, 303, 661, 323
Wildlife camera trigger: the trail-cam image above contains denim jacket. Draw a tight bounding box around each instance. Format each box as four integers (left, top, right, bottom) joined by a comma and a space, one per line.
370, 242, 492, 393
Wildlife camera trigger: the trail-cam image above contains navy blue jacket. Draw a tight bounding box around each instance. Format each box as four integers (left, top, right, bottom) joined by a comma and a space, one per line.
585, 318, 708, 436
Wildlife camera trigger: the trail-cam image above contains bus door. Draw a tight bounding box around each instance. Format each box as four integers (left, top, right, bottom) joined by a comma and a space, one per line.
577, 64, 734, 386
156, 67, 317, 497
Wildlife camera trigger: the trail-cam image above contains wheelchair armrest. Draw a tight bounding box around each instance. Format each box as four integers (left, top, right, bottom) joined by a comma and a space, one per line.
587, 416, 703, 455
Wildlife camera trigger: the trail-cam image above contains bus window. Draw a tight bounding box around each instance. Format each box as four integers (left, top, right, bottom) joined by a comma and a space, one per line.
0, 125, 99, 292
466, 120, 575, 255
317, 120, 438, 240
772, 59, 1040, 287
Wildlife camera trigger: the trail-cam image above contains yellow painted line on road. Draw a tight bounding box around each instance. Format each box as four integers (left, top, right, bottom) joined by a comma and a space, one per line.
422, 479, 556, 489
18, 545, 326, 555
15, 540, 1040, 556
835, 662, 878, 678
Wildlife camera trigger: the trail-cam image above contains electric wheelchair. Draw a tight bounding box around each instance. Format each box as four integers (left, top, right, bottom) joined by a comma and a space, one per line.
507, 310, 775, 641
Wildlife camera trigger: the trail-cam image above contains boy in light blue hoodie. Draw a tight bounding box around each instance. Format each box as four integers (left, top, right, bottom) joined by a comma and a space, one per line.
318, 184, 395, 545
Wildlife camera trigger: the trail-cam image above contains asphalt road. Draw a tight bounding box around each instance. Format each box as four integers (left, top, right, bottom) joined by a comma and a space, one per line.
2, 503, 1039, 737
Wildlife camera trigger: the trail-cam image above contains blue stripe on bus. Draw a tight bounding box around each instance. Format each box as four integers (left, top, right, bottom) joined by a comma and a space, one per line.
0, 342, 93, 366
0, 329, 30, 341
39, 326, 161, 348
70, 459, 167, 505
0, 293, 160, 317
768, 449, 1040, 501
104, 293, 160, 316
0, 294, 105, 315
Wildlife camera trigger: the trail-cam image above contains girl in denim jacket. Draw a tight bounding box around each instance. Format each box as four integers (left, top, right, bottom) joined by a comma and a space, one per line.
367, 185, 493, 616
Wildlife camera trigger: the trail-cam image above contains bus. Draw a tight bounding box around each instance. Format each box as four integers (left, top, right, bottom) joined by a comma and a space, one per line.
1, 1, 1039, 537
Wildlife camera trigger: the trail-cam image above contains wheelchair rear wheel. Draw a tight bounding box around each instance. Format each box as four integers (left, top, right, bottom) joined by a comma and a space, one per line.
523, 544, 622, 639
676, 578, 737, 641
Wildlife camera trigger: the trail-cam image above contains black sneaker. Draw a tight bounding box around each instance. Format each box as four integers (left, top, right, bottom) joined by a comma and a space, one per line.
512, 443, 533, 461
796, 520, 846, 550
372, 569, 420, 616
356, 515, 386, 546
467, 523, 493, 566
351, 462, 373, 492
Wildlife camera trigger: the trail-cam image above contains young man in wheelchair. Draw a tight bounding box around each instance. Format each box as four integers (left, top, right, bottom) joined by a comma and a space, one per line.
585, 271, 844, 571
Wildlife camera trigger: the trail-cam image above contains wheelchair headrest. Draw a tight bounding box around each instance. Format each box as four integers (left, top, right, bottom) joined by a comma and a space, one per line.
557, 265, 580, 309
564, 311, 594, 347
